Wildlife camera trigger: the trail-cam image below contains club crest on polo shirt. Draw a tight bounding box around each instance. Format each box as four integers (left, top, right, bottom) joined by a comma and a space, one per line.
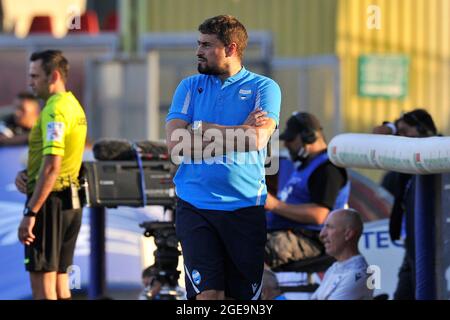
46, 122, 64, 143
239, 88, 252, 100
192, 269, 201, 285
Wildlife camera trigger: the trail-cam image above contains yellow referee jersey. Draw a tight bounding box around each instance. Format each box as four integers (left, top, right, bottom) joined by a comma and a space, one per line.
27, 91, 87, 192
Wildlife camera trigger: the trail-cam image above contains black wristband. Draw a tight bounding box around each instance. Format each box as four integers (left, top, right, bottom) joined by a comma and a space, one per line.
23, 207, 37, 217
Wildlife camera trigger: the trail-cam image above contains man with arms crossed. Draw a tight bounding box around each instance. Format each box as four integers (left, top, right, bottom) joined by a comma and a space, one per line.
166, 15, 281, 300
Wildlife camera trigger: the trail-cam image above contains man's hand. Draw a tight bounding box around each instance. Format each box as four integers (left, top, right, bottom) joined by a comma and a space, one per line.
18, 217, 36, 245
373, 123, 395, 135
244, 108, 269, 127
265, 193, 280, 211
15, 170, 28, 194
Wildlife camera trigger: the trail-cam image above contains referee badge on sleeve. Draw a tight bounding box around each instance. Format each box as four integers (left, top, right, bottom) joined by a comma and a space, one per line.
46, 122, 65, 143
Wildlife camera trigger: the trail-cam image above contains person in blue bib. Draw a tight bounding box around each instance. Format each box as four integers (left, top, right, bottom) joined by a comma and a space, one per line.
165, 15, 281, 300
264, 112, 350, 269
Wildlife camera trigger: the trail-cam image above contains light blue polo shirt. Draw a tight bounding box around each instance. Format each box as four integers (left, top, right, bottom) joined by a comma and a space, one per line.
166, 67, 281, 210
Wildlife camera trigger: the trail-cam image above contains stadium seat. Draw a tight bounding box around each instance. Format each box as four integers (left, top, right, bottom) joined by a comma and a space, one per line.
273, 254, 335, 293
28, 16, 53, 34
69, 10, 99, 34
273, 254, 335, 274
103, 11, 118, 32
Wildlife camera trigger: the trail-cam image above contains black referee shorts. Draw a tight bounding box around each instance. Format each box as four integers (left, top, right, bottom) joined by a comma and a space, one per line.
24, 191, 82, 273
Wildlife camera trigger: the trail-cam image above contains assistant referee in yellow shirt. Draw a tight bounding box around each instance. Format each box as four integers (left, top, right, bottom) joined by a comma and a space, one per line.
15, 50, 87, 300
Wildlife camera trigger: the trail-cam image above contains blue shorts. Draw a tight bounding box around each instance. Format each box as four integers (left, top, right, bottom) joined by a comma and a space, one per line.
175, 199, 266, 300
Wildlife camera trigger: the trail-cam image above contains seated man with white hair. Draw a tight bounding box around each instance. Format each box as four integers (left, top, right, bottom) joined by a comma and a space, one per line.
311, 208, 373, 300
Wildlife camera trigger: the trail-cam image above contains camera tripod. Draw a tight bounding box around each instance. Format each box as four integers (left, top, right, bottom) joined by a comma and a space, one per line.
139, 220, 185, 300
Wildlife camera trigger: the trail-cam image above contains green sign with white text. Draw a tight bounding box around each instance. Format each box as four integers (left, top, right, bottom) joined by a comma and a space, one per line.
358, 55, 409, 99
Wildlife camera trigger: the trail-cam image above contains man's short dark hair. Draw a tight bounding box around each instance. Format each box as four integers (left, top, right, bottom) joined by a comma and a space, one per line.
198, 15, 248, 59
16, 91, 38, 102
398, 108, 437, 137
30, 50, 69, 83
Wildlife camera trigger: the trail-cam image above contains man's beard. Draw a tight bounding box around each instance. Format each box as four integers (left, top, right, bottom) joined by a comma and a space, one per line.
197, 62, 226, 76
31, 88, 47, 100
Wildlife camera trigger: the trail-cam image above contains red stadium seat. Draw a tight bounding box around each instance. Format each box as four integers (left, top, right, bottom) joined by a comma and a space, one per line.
103, 11, 118, 32
29, 16, 53, 34
69, 10, 100, 34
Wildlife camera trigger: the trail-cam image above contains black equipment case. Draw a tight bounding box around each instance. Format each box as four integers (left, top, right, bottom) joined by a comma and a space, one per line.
82, 160, 175, 208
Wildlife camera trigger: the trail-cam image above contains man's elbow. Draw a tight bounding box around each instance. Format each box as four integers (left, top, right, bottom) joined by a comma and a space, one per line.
315, 209, 330, 225
254, 124, 275, 151
255, 140, 269, 151
165, 130, 181, 155
166, 136, 191, 162
166, 140, 177, 155
165, 122, 190, 155
255, 132, 271, 151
